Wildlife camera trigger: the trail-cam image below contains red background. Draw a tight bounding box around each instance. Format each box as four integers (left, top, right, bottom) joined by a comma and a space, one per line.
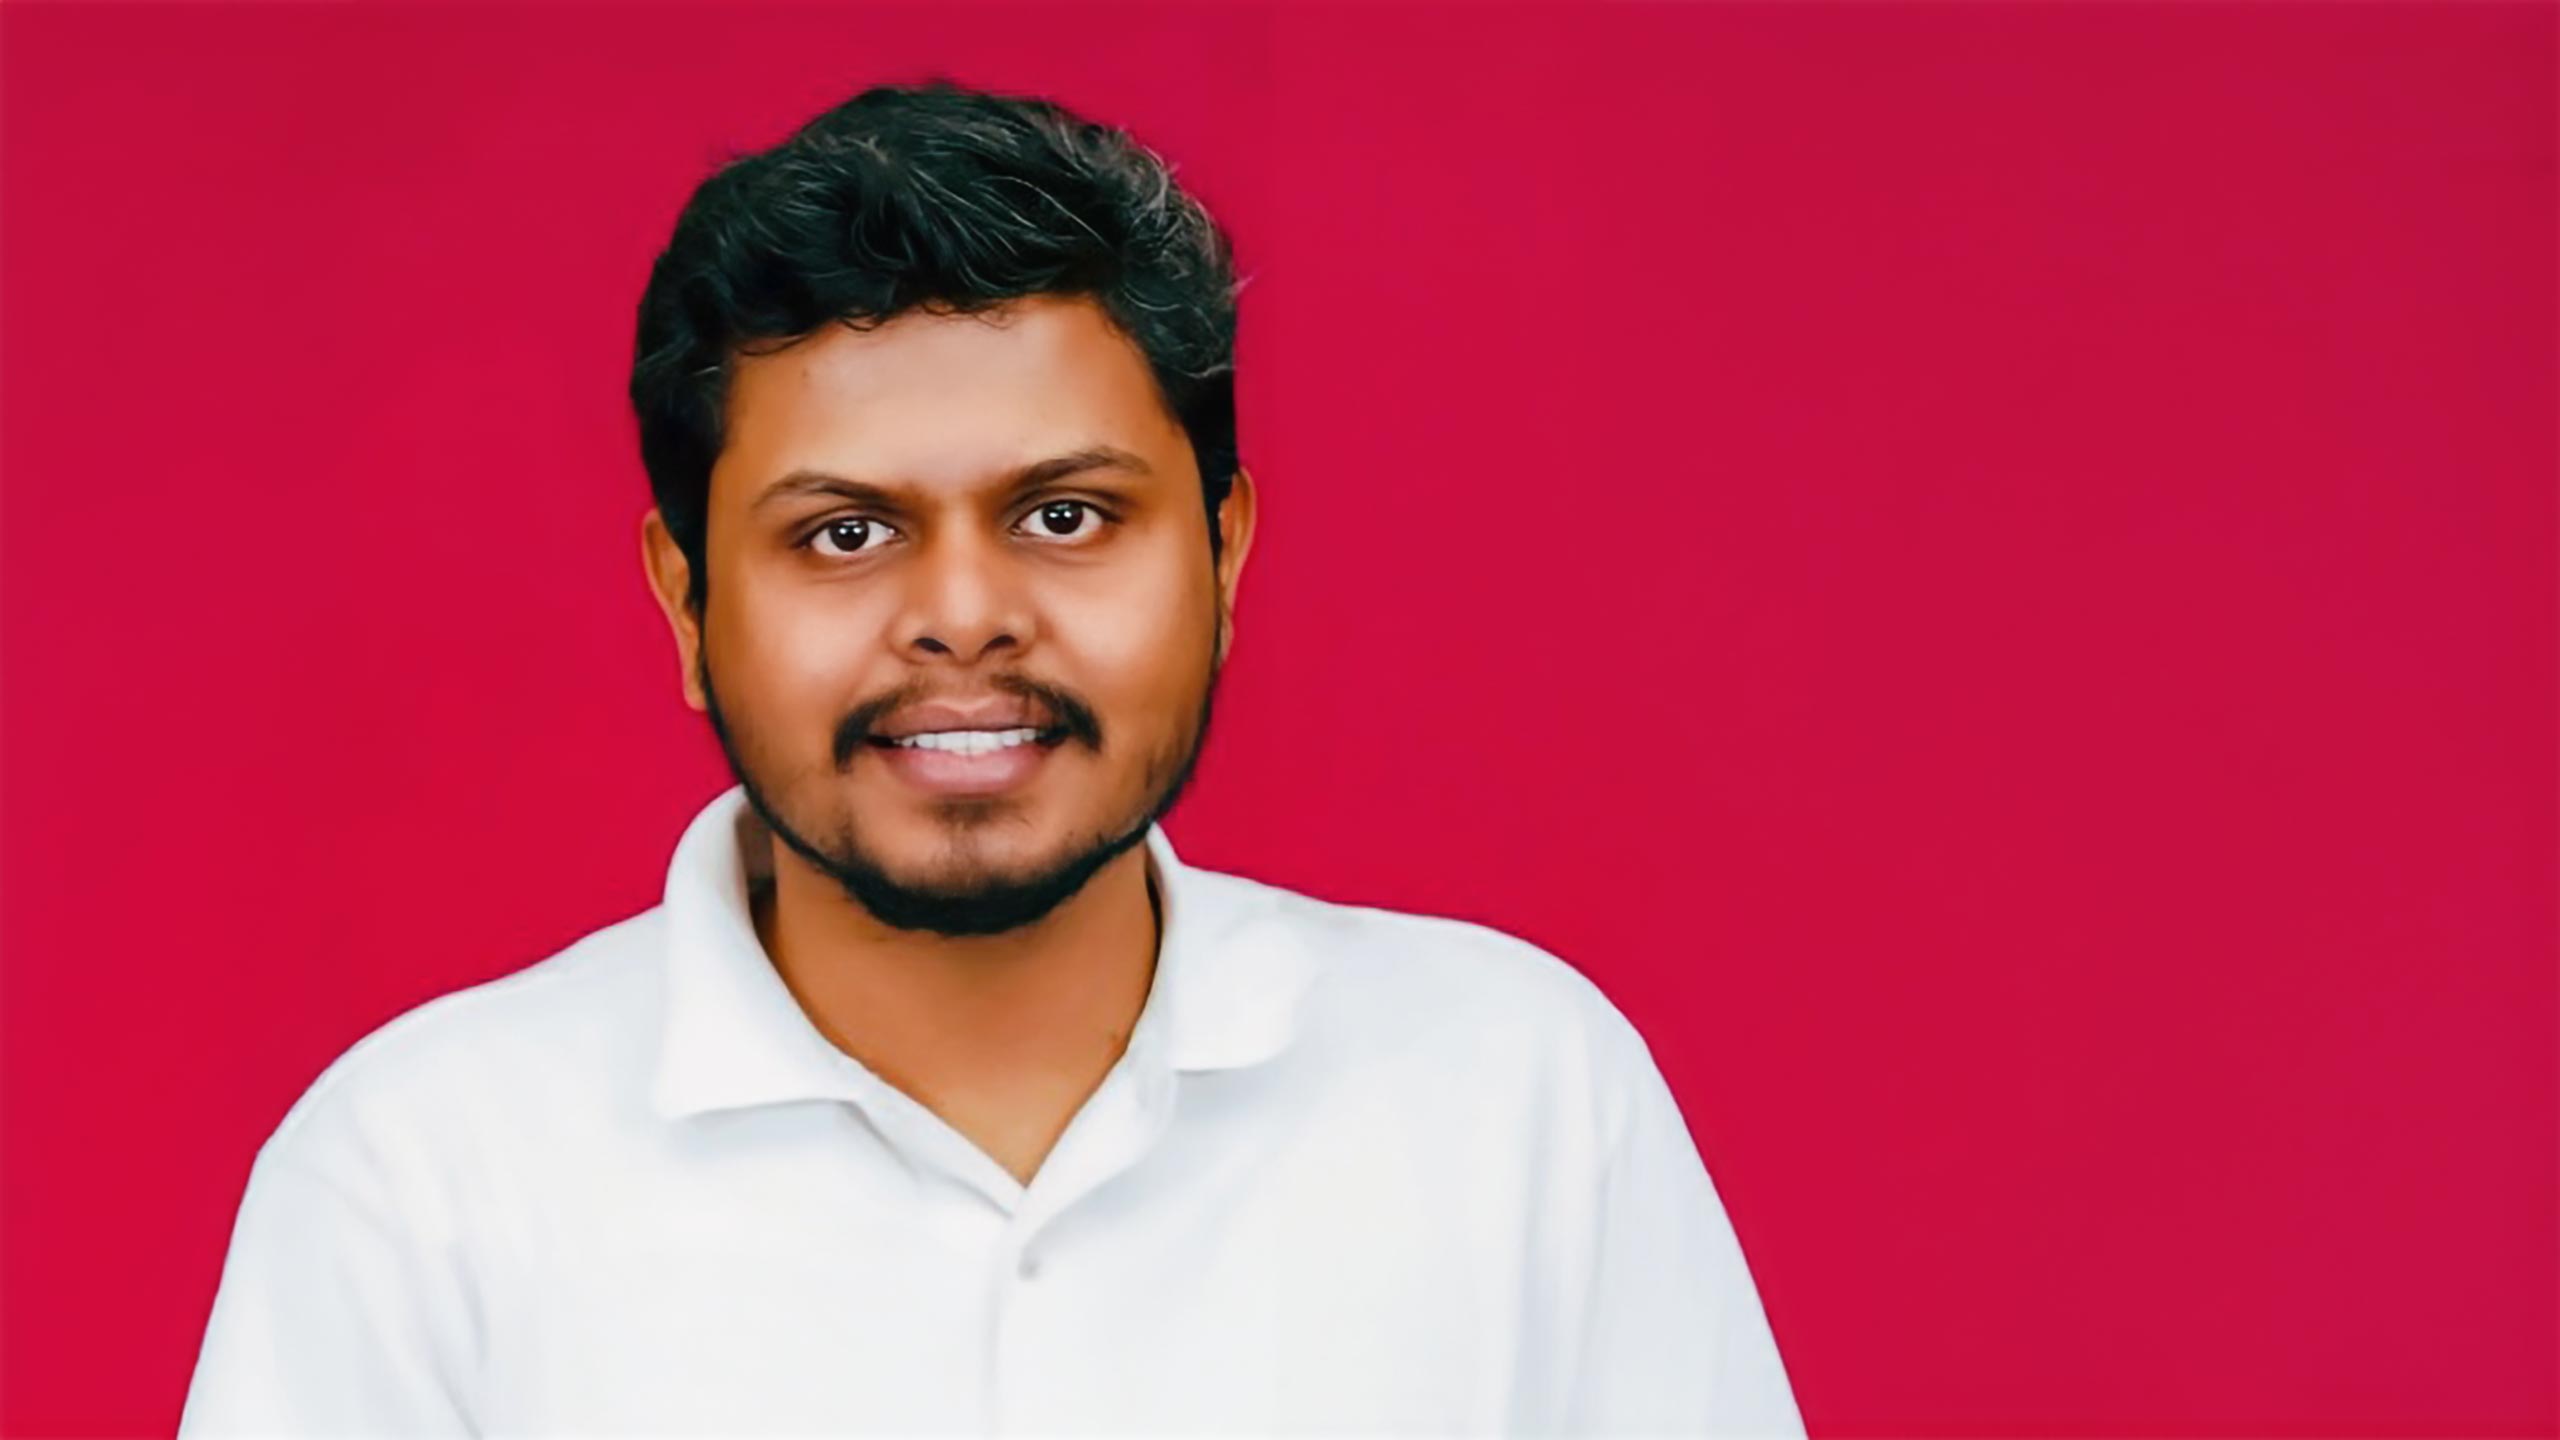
2, 2, 2552, 1434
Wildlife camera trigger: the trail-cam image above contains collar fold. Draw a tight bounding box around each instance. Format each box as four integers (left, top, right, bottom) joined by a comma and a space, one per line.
650, 786, 1319, 1122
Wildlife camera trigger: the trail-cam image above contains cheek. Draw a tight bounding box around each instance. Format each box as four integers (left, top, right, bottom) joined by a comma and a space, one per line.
711, 587, 871, 731
1066, 566, 1213, 684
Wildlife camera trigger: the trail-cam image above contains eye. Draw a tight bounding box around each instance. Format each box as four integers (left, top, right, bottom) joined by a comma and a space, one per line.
804, 516, 894, 559
796, 500, 1114, 561
1021, 499, 1111, 541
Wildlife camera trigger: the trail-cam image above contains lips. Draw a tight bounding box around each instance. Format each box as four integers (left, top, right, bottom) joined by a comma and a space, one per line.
870, 697, 1063, 743
869, 725, 1062, 797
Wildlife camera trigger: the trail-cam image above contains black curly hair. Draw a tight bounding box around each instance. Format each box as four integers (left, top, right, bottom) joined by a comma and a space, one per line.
629, 79, 1243, 616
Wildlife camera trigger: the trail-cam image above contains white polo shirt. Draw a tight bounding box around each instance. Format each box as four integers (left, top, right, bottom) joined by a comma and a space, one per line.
180, 784, 1804, 1437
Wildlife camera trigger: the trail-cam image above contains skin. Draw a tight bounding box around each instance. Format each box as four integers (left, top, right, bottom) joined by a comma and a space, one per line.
640, 293, 1256, 1186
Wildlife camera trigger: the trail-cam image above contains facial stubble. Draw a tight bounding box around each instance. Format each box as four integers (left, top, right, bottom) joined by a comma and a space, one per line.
695, 604, 1225, 939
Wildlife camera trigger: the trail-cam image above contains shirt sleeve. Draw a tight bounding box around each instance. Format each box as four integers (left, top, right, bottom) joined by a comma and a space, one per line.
1561, 1026, 1806, 1438
178, 1139, 480, 1436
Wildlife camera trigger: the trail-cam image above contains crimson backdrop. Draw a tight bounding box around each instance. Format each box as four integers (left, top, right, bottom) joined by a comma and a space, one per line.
2, 2, 2553, 1434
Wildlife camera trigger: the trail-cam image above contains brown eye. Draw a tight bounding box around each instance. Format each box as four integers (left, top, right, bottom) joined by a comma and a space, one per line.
806, 516, 891, 558
1023, 500, 1105, 539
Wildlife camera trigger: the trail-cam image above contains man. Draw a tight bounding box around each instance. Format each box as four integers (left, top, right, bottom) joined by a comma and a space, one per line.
180, 79, 1805, 1436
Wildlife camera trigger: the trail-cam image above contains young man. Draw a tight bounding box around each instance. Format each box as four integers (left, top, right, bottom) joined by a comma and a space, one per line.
180, 80, 1805, 1436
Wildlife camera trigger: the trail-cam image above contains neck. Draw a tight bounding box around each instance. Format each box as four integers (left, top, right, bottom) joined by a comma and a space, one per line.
748, 824, 1162, 1132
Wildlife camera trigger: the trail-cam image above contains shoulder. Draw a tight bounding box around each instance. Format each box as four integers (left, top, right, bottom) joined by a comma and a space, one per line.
253, 906, 668, 1183
1241, 872, 1665, 1132
1290, 884, 1620, 1022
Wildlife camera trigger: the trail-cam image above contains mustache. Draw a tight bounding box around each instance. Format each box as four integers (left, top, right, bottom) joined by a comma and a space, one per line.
834, 679, 1100, 768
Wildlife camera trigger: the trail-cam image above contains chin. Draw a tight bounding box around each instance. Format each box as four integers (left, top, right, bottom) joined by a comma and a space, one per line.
886, 821, 1067, 876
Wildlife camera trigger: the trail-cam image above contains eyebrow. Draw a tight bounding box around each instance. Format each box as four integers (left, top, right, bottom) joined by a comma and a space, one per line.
750, 445, 1154, 514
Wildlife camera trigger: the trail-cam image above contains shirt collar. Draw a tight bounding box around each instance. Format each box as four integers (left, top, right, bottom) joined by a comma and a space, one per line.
650, 784, 1321, 1122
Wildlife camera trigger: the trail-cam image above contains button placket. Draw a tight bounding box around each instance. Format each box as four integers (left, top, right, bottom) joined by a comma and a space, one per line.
989, 1047, 1176, 1433
988, 1228, 1054, 1437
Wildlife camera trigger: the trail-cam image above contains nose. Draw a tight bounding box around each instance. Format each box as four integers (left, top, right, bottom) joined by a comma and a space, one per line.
889, 522, 1034, 664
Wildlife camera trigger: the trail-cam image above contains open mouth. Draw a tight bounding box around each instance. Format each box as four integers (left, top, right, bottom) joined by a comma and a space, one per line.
862, 727, 1071, 796
865, 726, 1071, 754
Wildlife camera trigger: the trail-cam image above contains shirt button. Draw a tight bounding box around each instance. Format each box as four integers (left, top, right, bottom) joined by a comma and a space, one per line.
1016, 1252, 1043, 1281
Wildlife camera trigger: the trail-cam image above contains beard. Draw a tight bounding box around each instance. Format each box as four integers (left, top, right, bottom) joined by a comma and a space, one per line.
696, 612, 1223, 939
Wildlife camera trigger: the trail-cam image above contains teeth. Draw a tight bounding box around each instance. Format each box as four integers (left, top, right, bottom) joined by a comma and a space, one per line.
891, 727, 1043, 755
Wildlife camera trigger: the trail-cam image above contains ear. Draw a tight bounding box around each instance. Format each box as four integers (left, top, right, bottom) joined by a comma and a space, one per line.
640, 508, 708, 713
1213, 466, 1258, 671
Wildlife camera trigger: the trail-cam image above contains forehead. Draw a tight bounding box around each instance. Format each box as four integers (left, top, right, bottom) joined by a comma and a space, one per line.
712, 294, 1185, 509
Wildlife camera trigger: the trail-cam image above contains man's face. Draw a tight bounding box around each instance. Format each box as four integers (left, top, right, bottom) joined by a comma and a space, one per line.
641, 294, 1255, 937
